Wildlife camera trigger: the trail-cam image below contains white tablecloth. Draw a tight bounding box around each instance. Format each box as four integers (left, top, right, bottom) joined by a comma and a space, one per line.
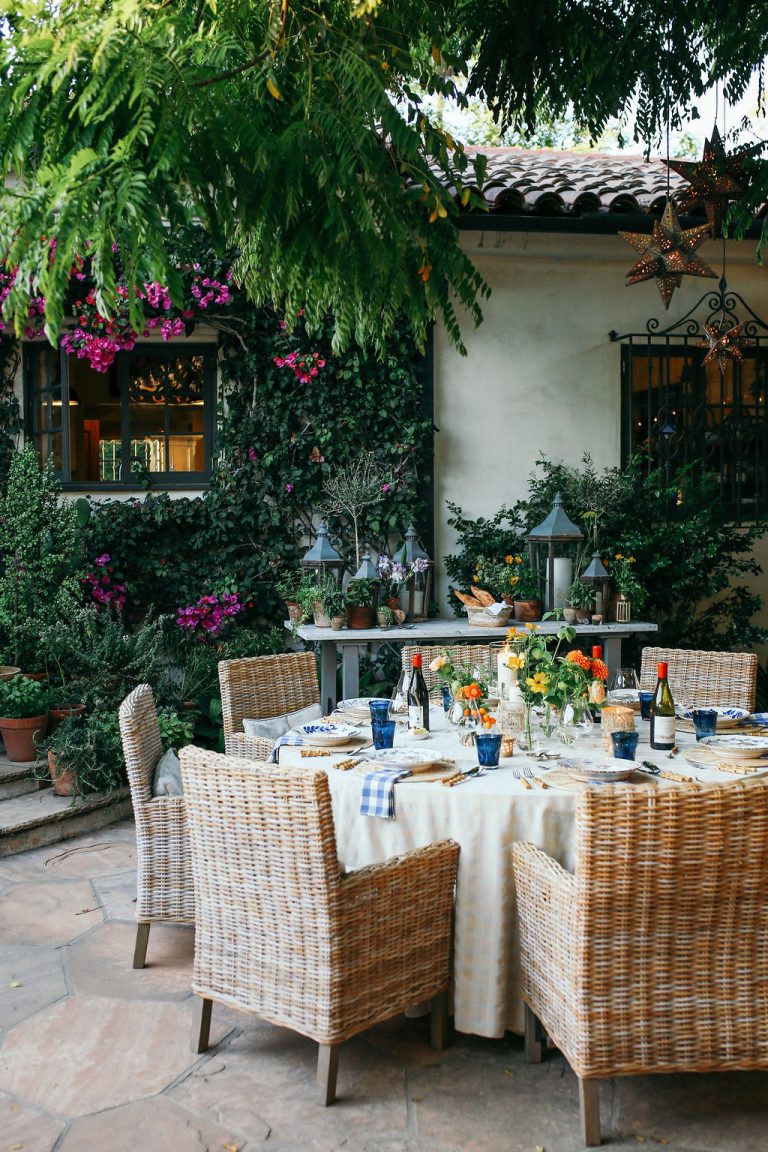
280, 708, 755, 1038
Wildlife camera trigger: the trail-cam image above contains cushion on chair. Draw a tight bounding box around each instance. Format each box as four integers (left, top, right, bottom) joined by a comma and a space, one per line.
151, 748, 183, 797
242, 702, 322, 741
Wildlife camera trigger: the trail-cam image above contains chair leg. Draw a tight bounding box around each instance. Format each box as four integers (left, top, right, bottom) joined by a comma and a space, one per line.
316, 1042, 340, 1106
579, 1078, 601, 1147
192, 996, 213, 1054
132, 923, 150, 969
429, 990, 449, 1051
524, 1003, 543, 1063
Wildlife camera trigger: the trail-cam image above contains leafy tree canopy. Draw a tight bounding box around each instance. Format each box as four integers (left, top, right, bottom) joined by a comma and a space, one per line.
0, 0, 767, 353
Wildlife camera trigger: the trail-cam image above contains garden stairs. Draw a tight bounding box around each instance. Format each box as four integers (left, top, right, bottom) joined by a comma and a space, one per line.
0, 753, 131, 857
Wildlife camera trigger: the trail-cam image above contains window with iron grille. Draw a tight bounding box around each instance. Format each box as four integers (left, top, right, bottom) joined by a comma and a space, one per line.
23, 342, 217, 489
613, 283, 768, 525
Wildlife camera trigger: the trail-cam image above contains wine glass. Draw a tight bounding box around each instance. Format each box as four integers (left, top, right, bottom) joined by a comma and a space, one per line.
608, 667, 639, 694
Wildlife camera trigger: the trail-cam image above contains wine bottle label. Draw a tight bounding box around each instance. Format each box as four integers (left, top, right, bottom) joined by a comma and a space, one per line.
652, 716, 675, 743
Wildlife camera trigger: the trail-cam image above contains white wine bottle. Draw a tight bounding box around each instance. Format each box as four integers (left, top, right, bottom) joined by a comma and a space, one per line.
650, 661, 675, 750
407, 653, 430, 731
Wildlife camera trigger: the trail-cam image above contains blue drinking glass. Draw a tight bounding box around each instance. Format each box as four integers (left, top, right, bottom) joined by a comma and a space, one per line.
371, 719, 396, 749
474, 731, 502, 769
368, 699, 391, 724
610, 729, 639, 761
441, 684, 453, 713
638, 691, 654, 721
692, 709, 718, 741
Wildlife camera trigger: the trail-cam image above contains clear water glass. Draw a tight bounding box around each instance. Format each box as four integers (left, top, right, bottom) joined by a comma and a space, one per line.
609, 667, 639, 693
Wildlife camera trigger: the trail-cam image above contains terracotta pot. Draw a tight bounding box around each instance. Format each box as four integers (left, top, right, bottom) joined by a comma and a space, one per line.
574, 608, 591, 624
514, 599, 542, 622
284, 600, 302, 622
48, 749, 76, 797
562, 607, 578, 625
0, 713, 49, 763
385, 597, 400, 612
330, 616, 345, 631
312, 601, 331, 628
345, 605, 374, 630
22, 671, 48, 682
48, 704, 85, 733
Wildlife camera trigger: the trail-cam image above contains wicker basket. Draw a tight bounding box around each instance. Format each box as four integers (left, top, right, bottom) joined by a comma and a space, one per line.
465, 604, 512, 628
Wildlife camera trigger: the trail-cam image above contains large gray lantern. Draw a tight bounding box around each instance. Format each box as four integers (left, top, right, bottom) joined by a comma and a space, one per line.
580, 551, 611, 618
399, 525, 433, 622
526, 494, 584, 613
300, 523, 345, 585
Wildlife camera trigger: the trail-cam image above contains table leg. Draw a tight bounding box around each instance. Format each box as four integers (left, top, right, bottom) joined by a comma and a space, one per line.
341, 644, 361, 701
602, 635, 622, 677
320, 640, 338, 713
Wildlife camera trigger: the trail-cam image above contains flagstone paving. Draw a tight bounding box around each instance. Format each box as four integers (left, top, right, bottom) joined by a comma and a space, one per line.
1, 818, 767, 1152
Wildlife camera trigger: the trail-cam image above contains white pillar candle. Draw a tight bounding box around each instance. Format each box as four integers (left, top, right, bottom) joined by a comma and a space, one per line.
551, 557, 573, 610
497, 649, 518, 697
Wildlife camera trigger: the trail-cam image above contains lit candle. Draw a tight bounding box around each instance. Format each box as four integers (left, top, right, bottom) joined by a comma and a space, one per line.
497, 644, 517, 697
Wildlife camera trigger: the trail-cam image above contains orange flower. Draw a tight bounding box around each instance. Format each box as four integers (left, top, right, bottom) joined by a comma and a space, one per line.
454, 686, 465, 700
566, 650, 592, 671
467, 683, 482, 700
591, 658, 609, 681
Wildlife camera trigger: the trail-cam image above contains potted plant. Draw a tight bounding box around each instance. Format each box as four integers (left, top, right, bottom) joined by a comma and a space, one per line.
344, 578, 376, 629
565, 577, 594, 625
0, 675, 50, 762
323, 586, 347, 631
608, 553, 645, 622
376, 603, 394, 629
306, 572, 340, 628
472, 555, 521, 604
47, 681, 87, 733
511, 555, 543, 622
42, 709, 126, 799
275, 570, 307, 623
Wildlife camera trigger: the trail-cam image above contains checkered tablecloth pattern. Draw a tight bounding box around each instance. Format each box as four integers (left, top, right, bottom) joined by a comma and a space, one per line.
359, 766, 413, 818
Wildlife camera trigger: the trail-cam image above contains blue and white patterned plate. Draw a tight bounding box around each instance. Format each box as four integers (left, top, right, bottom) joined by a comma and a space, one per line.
675, 705, 749, 722
296, 722, 360, 746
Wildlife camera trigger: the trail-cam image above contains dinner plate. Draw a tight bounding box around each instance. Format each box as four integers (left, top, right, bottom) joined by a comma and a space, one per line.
363, 748, 440, 771
336, 697, 380, 714
558, 754, 637, 783
605, 689, 641, 708
296, 722, 360, 746
676, 705, 749, 722
698, 734, 768, 760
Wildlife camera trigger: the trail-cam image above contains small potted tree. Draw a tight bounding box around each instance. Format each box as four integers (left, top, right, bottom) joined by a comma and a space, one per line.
323, 586, 347, 631
376, 603, 394, 630
0, 675, 50, 762
344, 578, 376, 629
565, 577, 594, 625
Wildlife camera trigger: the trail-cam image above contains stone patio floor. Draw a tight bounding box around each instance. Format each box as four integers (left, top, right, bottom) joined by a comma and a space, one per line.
1, 818, 767, 1152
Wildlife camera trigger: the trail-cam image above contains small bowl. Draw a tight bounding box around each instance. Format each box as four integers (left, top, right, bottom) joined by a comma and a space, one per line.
405, 728, 430, 742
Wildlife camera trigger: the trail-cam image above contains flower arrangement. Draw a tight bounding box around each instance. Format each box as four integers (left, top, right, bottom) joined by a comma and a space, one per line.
507, 624, 607, 712
472, 555, 520, 601
609, 552, 645, 606
428, 652, 495, 733
176, 592, 242, 637
509, 554, 542, 602
377, 554, 430, 598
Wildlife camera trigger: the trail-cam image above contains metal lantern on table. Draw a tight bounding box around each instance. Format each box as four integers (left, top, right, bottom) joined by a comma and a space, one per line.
525, 494, 584, 613
300, 523, 345, 585
399, 525, 433, 622
580, 551, 611, 620
354, 549, 380, 608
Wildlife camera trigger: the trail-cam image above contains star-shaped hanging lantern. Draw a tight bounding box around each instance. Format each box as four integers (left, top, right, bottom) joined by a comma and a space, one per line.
663, 125, 755, 238
698, 317, 753, 373
619, 199, 717, 309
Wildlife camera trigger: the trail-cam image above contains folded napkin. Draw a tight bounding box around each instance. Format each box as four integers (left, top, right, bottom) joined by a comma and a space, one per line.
359, 766, 412, 818
270, 731, 306, 763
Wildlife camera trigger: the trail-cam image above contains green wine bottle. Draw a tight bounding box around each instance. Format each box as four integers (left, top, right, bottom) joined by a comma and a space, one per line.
650, 661, 675, 750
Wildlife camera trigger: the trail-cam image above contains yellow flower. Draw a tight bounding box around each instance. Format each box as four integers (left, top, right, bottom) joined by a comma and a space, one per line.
472, 575, 479, 583
628, 556, 636, 564
615, 553, 623, 560
515, 555, 523, 564
506, 627, 518, 639
525, 622, 539, 631
526, 671, 549, 694
429, 654, 449, 672
504, 554, 514, 564
506, 653, 525, 670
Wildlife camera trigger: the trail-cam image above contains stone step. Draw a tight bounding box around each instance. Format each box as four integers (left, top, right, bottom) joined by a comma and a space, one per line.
0, 786, 133, 857
0, 755, 42, 801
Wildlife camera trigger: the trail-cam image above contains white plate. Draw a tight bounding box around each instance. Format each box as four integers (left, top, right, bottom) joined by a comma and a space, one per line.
606, 689, 641, 708
699, 735, 768, 760
403, 728, 430, 742
676, 705, 749, 722
336, 697, 380, 714
364, 748, 439, 771
296, 722, 360, 746
558, 754, 637, 782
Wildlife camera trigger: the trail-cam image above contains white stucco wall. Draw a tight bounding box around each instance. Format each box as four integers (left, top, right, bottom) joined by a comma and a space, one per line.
433, 228, 768, 637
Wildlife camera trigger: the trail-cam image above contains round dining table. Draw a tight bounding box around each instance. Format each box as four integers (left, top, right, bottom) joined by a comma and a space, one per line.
278, 706, 762, 1039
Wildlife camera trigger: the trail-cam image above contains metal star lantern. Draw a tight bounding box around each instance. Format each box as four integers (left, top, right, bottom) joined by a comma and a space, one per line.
699, 317, 753, 373
619, 199, 717, 309
663, 125, 754, 238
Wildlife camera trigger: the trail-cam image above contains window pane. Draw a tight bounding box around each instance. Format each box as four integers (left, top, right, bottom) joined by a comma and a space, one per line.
128, 352, 206, 476
68, 359, 122, 482
26, 345, 63, 472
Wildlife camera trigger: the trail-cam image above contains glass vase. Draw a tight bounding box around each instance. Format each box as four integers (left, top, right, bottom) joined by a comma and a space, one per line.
515, 701, 540, 753
557, 697, 594, 745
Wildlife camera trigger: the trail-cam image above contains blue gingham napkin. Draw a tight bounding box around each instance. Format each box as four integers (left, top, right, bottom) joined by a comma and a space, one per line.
359, 766, 412, 818
269, 731, 304, 763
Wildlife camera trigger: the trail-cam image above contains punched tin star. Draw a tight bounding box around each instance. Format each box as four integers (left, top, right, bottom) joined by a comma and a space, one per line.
664, 124, 755, 238
699, 318, 753, 374
619, 199, 717, 309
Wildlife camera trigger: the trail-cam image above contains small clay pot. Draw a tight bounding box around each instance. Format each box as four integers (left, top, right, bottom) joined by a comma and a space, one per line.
514, 599, 542, 622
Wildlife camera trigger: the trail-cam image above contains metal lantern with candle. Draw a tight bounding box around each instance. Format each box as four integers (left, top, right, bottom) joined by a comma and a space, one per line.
300, 523, 346, 586
525, 494, 584, 614
580, 551, 611, 621
397, 525, 433, 622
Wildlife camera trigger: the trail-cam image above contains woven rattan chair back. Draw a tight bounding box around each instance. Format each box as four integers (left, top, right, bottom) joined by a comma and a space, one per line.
401, 645, 493, 692
639, 646, 758, 710
118, 685, 195, 968
218, 652, 320, 740
571, 780, 768, 1073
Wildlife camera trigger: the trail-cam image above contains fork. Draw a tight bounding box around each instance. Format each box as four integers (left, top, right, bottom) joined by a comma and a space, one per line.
522, 763, 548, 789
511, 766, 532, 790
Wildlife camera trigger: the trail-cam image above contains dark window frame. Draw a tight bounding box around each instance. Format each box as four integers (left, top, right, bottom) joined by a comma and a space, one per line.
23, 341, 218, 491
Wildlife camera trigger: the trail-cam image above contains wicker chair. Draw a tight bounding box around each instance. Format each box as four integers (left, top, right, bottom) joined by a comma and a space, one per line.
639, 646, 758, 711
180, 745, 460, 1105
218, 651, 319, 760
401, 644, 494, 693
513, 779, 768, 1146
118, 684, 196, 969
